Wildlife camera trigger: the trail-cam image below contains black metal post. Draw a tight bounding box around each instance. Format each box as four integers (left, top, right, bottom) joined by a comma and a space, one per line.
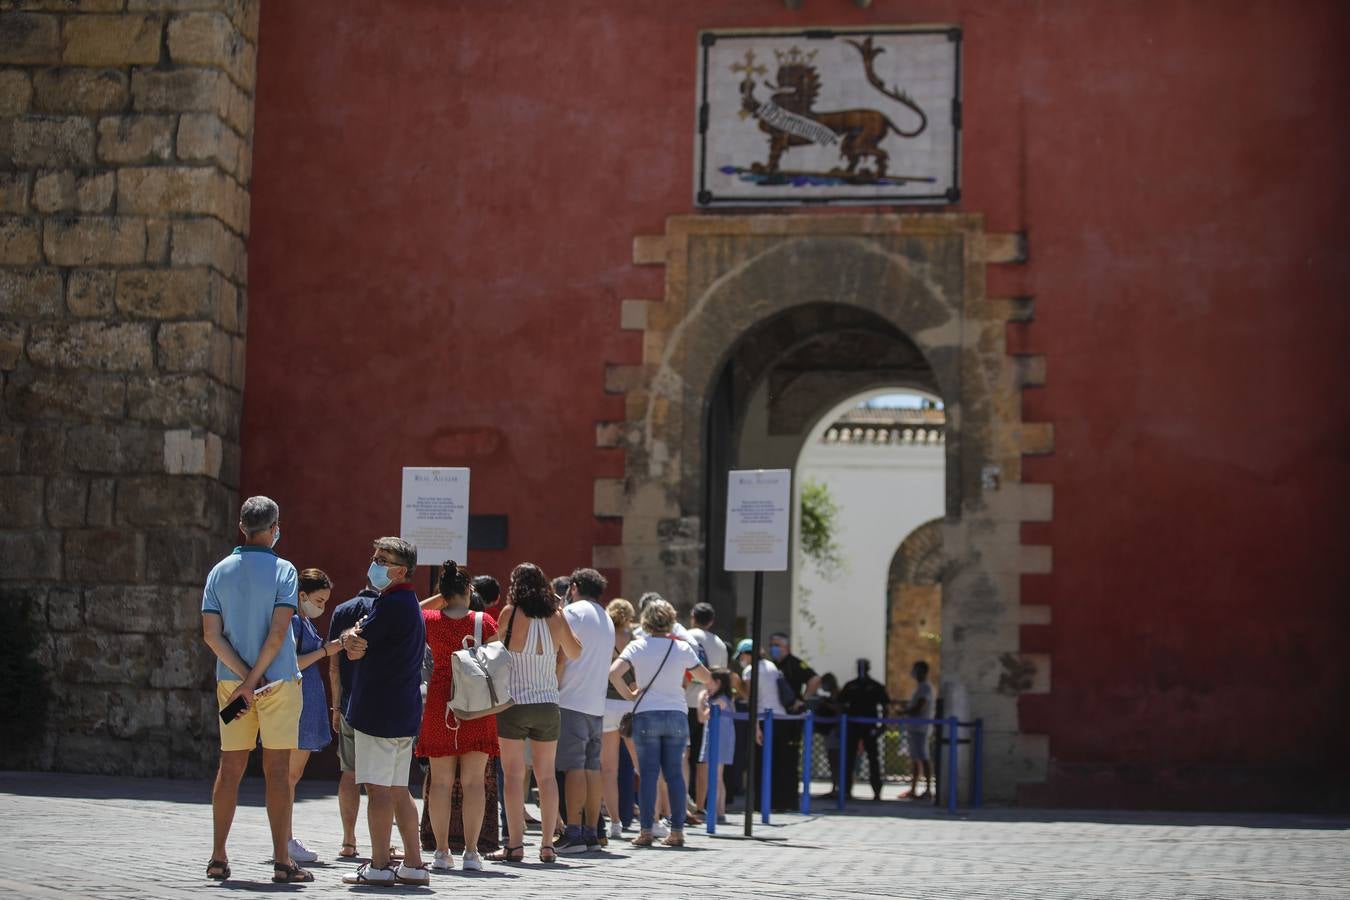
744, 569, 763, 837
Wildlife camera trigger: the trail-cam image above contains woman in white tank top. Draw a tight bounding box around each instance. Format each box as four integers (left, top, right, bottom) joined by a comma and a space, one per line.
487, 563, 582, 863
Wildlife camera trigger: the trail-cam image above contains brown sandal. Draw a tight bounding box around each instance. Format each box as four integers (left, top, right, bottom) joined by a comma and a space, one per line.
272, 861, 314, 883
662, 832, 685, 847
205, 859, 230, 880
338, 842, 359, 859
486, 845, 524, 863
389, 845, 404, 861
539, 846, 557, 863
630, 832, 655, 847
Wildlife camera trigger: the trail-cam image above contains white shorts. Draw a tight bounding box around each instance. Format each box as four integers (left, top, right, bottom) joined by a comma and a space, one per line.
603, 698, 634, 734
354, 729, 415, 787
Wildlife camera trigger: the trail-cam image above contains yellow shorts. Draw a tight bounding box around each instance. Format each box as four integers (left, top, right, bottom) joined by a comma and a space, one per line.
217, 679, 302, 752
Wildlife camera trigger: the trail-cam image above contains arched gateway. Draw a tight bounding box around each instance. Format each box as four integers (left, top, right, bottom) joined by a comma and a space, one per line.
593, 215, 1053, 801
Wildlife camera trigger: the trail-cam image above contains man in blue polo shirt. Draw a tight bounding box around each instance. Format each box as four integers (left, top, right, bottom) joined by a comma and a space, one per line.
339, 537, 429, 887
201, 496, 309, 884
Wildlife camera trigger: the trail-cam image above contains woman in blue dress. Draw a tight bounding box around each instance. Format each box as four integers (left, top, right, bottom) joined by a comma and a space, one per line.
286, 568, 340, 864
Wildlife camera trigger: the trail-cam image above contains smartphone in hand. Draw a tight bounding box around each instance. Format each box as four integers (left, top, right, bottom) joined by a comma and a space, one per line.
219, 695, 247, 724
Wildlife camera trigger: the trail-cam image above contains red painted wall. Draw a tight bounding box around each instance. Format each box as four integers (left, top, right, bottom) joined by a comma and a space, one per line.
245, 1, 1350, 808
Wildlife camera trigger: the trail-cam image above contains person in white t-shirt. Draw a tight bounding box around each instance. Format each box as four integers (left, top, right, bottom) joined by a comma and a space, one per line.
609, 599, 710, 848
684, 602, 728, 817
555, 569, 616, 854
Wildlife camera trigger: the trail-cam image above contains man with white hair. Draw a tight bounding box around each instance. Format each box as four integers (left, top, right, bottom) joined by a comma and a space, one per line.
201, 496, 309, 884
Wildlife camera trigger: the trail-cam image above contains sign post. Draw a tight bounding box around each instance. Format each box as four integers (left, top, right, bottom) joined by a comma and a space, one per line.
724, 468, 791, 837
400, 467, 470, 594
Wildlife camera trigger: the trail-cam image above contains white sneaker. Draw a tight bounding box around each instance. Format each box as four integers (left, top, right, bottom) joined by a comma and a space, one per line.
395, 863, 430, 885
287, 838, 318, 864
430, 850, 453, 872
461, 851, 483, 871
343, 862, 396, 885
608, 821, 623, 839
651, 818, 670, 838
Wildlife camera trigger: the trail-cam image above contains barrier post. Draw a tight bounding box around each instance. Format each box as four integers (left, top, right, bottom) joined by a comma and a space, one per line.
800, 710, 814, 815
705, 704, 720, 835
836, 714, 848, 810
972, 718, 983, 808
945, 716, 958, 814
761, 709, 773, 824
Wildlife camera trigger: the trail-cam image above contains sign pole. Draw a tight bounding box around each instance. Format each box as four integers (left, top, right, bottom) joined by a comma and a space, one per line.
744, 569, 763, 837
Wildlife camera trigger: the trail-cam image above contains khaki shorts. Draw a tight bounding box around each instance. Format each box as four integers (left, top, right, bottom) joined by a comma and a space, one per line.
337, 713, 357, 772
496, 702, 560, 742
354, 729, 415, 787
217, 679, 301, 752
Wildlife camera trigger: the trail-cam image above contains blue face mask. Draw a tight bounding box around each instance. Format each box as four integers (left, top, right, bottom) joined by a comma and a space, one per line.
367, 561, 391, 591
271, 525, 281, 548
768, 645, 784, 661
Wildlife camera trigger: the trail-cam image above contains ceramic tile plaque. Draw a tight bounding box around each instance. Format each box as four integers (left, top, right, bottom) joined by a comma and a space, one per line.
695, 26, 961, 207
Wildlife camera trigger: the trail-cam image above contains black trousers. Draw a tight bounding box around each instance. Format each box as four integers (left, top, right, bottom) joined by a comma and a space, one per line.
770, 720, 800, 811
845, 723, 883, 799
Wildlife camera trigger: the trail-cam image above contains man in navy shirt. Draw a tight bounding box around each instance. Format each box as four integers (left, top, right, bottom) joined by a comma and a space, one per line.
339, 537, 429, 886
326, 581, 379, 860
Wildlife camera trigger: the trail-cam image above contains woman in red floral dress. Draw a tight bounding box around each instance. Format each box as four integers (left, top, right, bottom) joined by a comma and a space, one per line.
417, 561, 498, 871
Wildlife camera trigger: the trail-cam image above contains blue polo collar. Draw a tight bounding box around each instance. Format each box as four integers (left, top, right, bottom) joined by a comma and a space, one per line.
233, 545, 277, 555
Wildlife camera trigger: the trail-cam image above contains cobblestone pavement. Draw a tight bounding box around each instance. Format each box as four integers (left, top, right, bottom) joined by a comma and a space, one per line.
2, 772, 1348, 899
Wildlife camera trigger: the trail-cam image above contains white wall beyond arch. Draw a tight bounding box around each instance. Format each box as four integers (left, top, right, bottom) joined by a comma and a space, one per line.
793, 388, 945, 685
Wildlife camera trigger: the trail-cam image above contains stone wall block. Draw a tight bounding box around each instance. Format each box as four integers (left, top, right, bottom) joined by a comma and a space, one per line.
0, 321, 24, 370
149, 632, 212, 689
5, 370, 126, 422
96, 114, 174, 165
170, 217, 244, 282
0, 428, 21, 472
0, 216, 42, 264
0, 71, 34, 117
162, 428, 222, 477
117, 166, 247, 233
85, 585, 169, 634
62, 14, 163, 67
593, 478, 625, 517
0, 530, 61, 580
46, 586, 84, 631
19, 424, 64, 474
107, 686, 167, 737
86, 477, 114, 525
228, 333, 244, 388
27, 321, 153, 370
214, 274, 238, 332
32, 170, 116, 214
115, 475, 209, 527
1, 117, 96, 167
0, 13, 61, 65
32, 68, 129, 115
65, 424, 160, 473
175, 112, 241, 177
146, 528, 212, 585
43, 215, 146, 266
126, 373, 217, 429
115, 267, 212, 319
45, 475, 88, 527
0, 172, 32, 212
0, 268, 63, 318
168, 12, 254, 92
64, 528, 144, 581
0, 475, 45, 527
157, 320, 213, 371
66, 269, 115, 317
131, 68, 250, 136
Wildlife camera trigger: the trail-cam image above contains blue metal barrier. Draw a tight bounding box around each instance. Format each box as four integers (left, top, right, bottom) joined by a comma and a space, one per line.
703, 709, 983, 827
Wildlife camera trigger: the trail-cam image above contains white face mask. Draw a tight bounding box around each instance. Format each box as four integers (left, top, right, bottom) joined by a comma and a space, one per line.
300, 597, 323, 619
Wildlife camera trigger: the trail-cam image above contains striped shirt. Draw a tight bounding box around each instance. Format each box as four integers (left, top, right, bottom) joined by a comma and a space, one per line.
508, 614, 559, 705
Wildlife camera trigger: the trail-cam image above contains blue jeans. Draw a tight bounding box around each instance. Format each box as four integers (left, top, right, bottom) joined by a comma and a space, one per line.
634, 709, 688, 832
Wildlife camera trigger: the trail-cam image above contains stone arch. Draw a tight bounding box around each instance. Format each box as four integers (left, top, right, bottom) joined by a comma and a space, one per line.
595, 214, 1053, 802
886, 518, 945, 704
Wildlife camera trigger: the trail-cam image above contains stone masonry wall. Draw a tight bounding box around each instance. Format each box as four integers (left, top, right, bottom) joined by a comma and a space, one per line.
0, 0, 257, 777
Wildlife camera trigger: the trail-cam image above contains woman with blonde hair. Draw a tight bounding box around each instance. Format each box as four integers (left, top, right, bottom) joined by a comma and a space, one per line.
599, 598, 638, 838
609, 597, 710, 847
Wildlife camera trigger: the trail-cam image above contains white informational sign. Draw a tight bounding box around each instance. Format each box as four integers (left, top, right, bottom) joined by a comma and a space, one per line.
724, 469, 791, 572
400, 467, 469, 566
